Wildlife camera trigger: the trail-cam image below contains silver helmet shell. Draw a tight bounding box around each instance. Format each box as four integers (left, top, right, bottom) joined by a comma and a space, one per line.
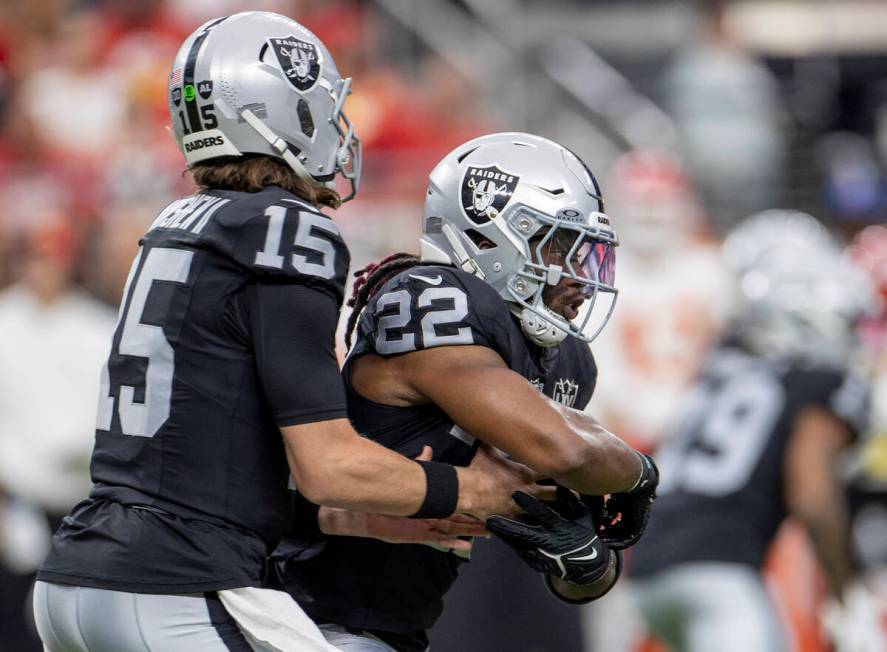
421, 132, 618, 347
167, 12, 361, 200
724, 209, 872, 366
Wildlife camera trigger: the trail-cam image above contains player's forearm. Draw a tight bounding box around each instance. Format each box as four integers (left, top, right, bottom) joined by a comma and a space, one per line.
413, 359, 640, 495
794, 493, 854, 600
548, 404, 642, 495
287, 435, 427, 516
784, 408, 856, 601
284, 419, 537, 521
317, 506, 366, 537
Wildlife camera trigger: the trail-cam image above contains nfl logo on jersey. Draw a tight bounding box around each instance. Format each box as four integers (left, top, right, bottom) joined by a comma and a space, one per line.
553, 379, 579, 408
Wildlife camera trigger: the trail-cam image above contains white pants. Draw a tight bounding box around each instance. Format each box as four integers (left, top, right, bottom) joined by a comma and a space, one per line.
632, 563, 787, 652
318, 625, 399, 651
34, 581, 262, 652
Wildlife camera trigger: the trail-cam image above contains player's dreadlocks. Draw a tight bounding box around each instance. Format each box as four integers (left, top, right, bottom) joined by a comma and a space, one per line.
345, 252, 421, 349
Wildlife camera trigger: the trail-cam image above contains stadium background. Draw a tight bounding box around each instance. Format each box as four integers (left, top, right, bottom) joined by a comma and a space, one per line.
0, 0, 886, 650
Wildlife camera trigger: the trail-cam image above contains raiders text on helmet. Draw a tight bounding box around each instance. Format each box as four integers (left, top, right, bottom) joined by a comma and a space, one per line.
421, 132, 618, 347
167, 12, 361, 201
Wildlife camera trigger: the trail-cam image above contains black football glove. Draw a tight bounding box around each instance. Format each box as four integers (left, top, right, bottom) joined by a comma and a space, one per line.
593, 451, 658, 550
486, 488, 611, 585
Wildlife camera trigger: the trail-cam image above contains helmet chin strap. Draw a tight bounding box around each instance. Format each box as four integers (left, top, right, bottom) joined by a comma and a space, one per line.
518, 306, 569, 347
442, 224, 486, 279
239, 108, 318, 184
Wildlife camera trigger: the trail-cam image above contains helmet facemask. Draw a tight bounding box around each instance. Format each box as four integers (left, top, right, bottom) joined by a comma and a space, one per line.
505, 209, 618, 347
327, 77, 362, 201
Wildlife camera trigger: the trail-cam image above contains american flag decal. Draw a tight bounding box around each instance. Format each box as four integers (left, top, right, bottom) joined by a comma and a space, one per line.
169, 68, 183, 86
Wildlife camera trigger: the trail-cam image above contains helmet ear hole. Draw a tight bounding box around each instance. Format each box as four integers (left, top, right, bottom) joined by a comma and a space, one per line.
464, 229, 496, 250
297, 100, 314, 137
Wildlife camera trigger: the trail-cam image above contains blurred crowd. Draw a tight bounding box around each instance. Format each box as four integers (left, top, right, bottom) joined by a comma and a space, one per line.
1, 0, 887, 651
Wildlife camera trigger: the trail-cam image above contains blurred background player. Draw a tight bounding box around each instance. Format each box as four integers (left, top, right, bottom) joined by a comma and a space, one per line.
628, 210, 873, 652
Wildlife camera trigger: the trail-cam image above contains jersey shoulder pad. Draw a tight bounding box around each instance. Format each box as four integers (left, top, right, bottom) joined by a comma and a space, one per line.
203, 188, 350, 298
361, 265, 512, 356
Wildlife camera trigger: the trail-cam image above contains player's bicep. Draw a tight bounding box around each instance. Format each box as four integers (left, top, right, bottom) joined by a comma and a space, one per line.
248, 282, 347, 425
784, 406, 853, 511
398, 346, 580, 471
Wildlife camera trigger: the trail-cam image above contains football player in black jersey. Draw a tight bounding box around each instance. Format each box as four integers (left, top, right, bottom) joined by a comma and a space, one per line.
32, 15, 539, 652
272, 133, 658, 651
629, 211, 873, 652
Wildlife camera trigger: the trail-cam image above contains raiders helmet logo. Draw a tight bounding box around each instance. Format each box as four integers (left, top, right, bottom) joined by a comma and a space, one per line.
461, 165, 520, 224
269, 36, 322, 92
553, 379, 579, 408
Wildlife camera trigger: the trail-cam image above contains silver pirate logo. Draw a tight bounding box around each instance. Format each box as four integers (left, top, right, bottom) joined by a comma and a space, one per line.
461, 165, 520, 224
269, 36, 322, 92
553, 378, 579, 408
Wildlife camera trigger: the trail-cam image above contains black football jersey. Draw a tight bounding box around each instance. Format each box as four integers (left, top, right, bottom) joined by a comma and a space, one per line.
274, 265, 597, 640
630, 343, 869, 576
38, 186, 350, 593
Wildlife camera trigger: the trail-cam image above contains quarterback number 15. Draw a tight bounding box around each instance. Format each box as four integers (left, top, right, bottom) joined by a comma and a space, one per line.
96, 247, 194, 438
254, 205, 338, 279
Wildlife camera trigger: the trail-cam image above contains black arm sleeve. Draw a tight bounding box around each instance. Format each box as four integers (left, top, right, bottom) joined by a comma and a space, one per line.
246, 281, 348, 426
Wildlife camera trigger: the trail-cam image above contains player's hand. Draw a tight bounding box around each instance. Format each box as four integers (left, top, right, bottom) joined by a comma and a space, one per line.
460, 444, 556, 520
486, 488, 611, 585
592, 452, 658, 550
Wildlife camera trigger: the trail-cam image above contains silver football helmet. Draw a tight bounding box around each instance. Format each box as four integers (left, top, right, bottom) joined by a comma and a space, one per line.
167, 12, 361, 200
420, 133, 618, 347
724, 210, 872, 365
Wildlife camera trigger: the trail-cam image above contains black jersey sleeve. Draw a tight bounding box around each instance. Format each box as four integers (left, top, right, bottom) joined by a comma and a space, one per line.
827, 371, 870, 437
205, 191, 350, 303
354, 266, 514, 359
796, 367, 870, 438
232, 281, 348, 427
